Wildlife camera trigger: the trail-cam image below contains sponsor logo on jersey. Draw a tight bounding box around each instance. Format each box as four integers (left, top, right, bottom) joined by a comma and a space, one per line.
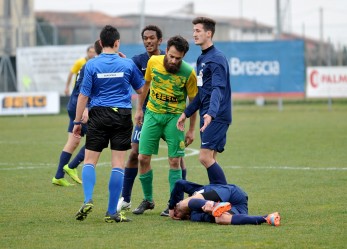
151, 90, 178, 103
97, 72, 124, 78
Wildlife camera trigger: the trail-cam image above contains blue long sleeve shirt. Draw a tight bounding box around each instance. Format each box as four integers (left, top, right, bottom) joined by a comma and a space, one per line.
184, 45, 232, 125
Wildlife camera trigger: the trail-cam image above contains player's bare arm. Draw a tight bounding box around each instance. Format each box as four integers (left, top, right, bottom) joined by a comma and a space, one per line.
135, 80, 150, 126
73, 93, 88, 138
177, 112, 187, 131
185, 98, 197, 145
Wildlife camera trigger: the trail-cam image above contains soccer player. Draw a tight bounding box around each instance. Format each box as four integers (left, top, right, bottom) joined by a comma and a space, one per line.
168, 179, 281, 226
177, 16, 232, 185
73, 25, 144, 223
117, 25, 188, 217
64, 45, 95, 96
52, 40, 102, 187
132, 35, 198, 215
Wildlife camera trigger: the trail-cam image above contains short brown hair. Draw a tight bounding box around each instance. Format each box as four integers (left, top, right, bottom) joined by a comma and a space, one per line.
94, 40, 103, 55
192, 17, 216, 37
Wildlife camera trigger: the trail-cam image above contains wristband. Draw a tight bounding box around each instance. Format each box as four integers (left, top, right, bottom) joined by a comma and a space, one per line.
73, 121, 82, 125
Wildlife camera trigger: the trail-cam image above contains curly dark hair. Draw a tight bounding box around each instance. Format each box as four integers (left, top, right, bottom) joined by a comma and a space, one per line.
141, 25, 163, 40
167, 35, 189, 54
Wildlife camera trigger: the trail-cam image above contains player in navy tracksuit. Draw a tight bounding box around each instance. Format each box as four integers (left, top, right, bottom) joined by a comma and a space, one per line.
177, 17, 231, 185
168, 180, 281, 226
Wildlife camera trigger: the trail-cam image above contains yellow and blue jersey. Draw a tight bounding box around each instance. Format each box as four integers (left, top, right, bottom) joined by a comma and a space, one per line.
70, 57, 87, 74
132, 50, 165, 111
145, 55, 197, 114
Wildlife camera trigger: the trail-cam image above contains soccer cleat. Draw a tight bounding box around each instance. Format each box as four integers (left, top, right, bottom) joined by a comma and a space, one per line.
132, 199, 155, 215
266, 212, 281, 227
212, 202, 232, 217
117, 197, 131, 212
75, 200, 94, 221
63, 164, 82, 184
104, 211, 132, 223
160, 207, 169, 217
52, 177, 74, 187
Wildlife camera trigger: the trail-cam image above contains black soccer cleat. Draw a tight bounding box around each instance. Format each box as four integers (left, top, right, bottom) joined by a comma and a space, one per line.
75, 200, 94, 221
132, 199, 155, 215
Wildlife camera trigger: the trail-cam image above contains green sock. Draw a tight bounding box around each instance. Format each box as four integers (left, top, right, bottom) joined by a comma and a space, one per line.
139, 169, 153, 201
169, 168, 182, 193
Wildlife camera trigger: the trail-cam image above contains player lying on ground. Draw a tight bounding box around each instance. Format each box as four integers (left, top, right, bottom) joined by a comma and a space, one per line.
168, 180, 280, 226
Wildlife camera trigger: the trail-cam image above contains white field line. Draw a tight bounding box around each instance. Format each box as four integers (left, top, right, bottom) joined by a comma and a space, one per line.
0, 163, 346, 171
0, 147, 199, 171
0, 144, 346, 171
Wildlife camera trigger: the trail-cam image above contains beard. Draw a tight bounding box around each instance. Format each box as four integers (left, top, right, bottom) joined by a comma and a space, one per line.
163, 55, 181, 74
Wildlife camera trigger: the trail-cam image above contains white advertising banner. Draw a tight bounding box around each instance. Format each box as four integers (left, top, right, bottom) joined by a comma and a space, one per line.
16, 45, 89, 95
306, 67, 347, 98
0, 92, 60, 115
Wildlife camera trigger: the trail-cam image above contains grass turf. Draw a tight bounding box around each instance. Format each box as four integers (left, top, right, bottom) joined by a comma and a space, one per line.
0, 101, 346, 249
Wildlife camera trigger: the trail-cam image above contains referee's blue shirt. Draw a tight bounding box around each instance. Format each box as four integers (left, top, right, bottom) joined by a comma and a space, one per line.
81, 53, 144, 108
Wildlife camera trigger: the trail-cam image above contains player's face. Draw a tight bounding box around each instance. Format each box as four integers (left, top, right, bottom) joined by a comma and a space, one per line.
87, 48, 96, 59
163, 46, 184, 74
142, 30, 161, 55
193, 23, 211, 46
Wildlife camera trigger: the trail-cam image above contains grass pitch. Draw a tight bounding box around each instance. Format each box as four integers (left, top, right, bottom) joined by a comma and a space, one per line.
0, 101, 346, 249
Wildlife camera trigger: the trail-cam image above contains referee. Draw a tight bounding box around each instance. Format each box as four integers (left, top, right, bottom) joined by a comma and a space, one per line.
73, 25, 144, 223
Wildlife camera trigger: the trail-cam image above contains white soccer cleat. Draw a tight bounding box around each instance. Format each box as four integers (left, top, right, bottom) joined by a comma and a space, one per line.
117, 197, 132, 212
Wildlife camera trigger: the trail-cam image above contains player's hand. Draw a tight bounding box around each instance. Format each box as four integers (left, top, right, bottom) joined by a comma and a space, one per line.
185, 130, 195, 147
72, 124, 82, 139
169, 209, 175, 218
200, 114, 212, 132
118, 51, 126, 58
176, 113, 186, 131
64, 87, 70, 96
81, 109, 89, 124
135, 110, 144, 126
169, 209, 181, 220
202, 201, 215, 213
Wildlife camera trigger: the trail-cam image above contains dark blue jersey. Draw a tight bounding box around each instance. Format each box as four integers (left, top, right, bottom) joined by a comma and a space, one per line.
169, 180, 247, 209
185, 46, 232, 124
67, 64, 86, 112
169, 180, 248, 222
190, 183, 248, 221
131, 50, 165, 110
81, 53, 144, 108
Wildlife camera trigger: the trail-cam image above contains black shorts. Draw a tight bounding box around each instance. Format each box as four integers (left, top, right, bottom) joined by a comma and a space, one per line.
86, 107, 133, 152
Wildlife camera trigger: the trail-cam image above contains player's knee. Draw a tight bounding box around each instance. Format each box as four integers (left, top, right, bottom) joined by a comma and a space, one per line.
215, 213, 232, 225
168, 157, 180, 169
128, 150, 139, 164
176, 179, 186, 186
138, 154, 150, 165
68, 137, 81, 150
198, 154, 209, 168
